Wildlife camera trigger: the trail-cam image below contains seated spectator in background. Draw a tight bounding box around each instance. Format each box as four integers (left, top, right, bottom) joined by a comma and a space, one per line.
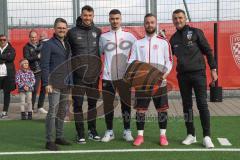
15, 59, 35, 120
0, 34, 16, 119
23, 30, 47, 114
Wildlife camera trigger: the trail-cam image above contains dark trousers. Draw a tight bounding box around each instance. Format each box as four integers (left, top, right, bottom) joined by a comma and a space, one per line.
72, 80, 99, 138
177, 70, 210, 137
0, 77, 11, 112
102, 79, 131, 130
32, 72, 46, 110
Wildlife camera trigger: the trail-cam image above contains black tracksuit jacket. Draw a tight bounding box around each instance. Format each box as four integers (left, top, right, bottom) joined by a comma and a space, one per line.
170, 25, 216, 74
67, 17, 102, 83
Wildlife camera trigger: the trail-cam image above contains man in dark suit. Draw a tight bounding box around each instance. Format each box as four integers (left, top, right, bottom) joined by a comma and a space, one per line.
41, 18, 72, 151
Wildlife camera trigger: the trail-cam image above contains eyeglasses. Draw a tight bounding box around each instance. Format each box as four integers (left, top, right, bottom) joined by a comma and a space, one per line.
56, 27, 67, 30
0, 39, 7, 42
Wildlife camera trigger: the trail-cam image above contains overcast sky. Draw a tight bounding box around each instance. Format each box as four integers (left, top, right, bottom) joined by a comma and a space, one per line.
7, 0, 240, 26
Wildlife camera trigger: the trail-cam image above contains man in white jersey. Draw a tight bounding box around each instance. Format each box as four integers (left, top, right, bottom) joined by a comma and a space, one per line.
99, 9, 137, 142
128, 13, 173, 146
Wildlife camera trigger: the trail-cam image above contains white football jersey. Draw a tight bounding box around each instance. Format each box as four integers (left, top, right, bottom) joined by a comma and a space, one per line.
99, 28, 137, 80
128, 34, 173, 86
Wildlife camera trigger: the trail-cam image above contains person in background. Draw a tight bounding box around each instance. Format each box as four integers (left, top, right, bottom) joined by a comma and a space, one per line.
37, 31, 49, 113
15, 59, 35, 120
39, 31, 49, 43
23, 30, 47, 114
0, 34, 16, 119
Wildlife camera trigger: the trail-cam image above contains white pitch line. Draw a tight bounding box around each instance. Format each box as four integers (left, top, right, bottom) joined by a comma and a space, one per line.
0, 148, 240, 155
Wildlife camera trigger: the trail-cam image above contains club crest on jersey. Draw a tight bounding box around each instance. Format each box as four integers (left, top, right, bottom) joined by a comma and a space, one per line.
173, 44, 179, 48
187, 31, 193, 40
92, 32, 97, 38
230, 33, 240, 69
153, 44, 158, 50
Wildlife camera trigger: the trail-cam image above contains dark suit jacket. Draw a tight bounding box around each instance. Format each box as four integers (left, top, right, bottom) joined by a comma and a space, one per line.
40, 35, 72, 89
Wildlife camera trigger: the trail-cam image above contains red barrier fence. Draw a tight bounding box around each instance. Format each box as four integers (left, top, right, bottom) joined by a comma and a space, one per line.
9, 20, 240, 92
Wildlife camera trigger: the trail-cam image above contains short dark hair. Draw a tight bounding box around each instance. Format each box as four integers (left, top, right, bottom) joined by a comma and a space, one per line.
54, 18, 68, 28
81, 5, 94, 13
109, 9, 121, 15
173, 9, 186, 15
0, 34, 7, 38
144, 13, 157, 21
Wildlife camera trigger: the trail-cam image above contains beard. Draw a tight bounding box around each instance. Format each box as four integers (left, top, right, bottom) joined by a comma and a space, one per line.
145, 27, 156, 34
56, 32, 66, 39
111, 23, 120, 29
111, 25, 118, 29
82, 20, 92, 27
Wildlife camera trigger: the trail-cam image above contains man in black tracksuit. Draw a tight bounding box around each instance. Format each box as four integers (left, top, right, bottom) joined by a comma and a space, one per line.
67, 5, 102, 144
170, 9, 218, 148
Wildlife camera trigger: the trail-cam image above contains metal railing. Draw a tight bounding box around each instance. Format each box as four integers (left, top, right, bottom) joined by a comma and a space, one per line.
0, 0, 239, 35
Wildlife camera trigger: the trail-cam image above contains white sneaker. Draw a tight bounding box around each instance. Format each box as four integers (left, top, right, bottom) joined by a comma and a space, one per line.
101, 130, 115, 142
182, 134, 197, 145
0, 112, 8, 119
203, 136, 215, 148
38, 108, 48, 114
77, 138, 86, 144
123, 130, 134, 141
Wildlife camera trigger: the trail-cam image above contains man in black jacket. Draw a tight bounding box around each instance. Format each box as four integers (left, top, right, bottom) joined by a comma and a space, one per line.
170, 9, 218, 148
23, 31, 47, 114
67, 5, 102, 144
0, 34, 16, 119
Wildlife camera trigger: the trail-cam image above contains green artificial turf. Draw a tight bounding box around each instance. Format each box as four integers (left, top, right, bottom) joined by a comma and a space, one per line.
0, 116, 239, 160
